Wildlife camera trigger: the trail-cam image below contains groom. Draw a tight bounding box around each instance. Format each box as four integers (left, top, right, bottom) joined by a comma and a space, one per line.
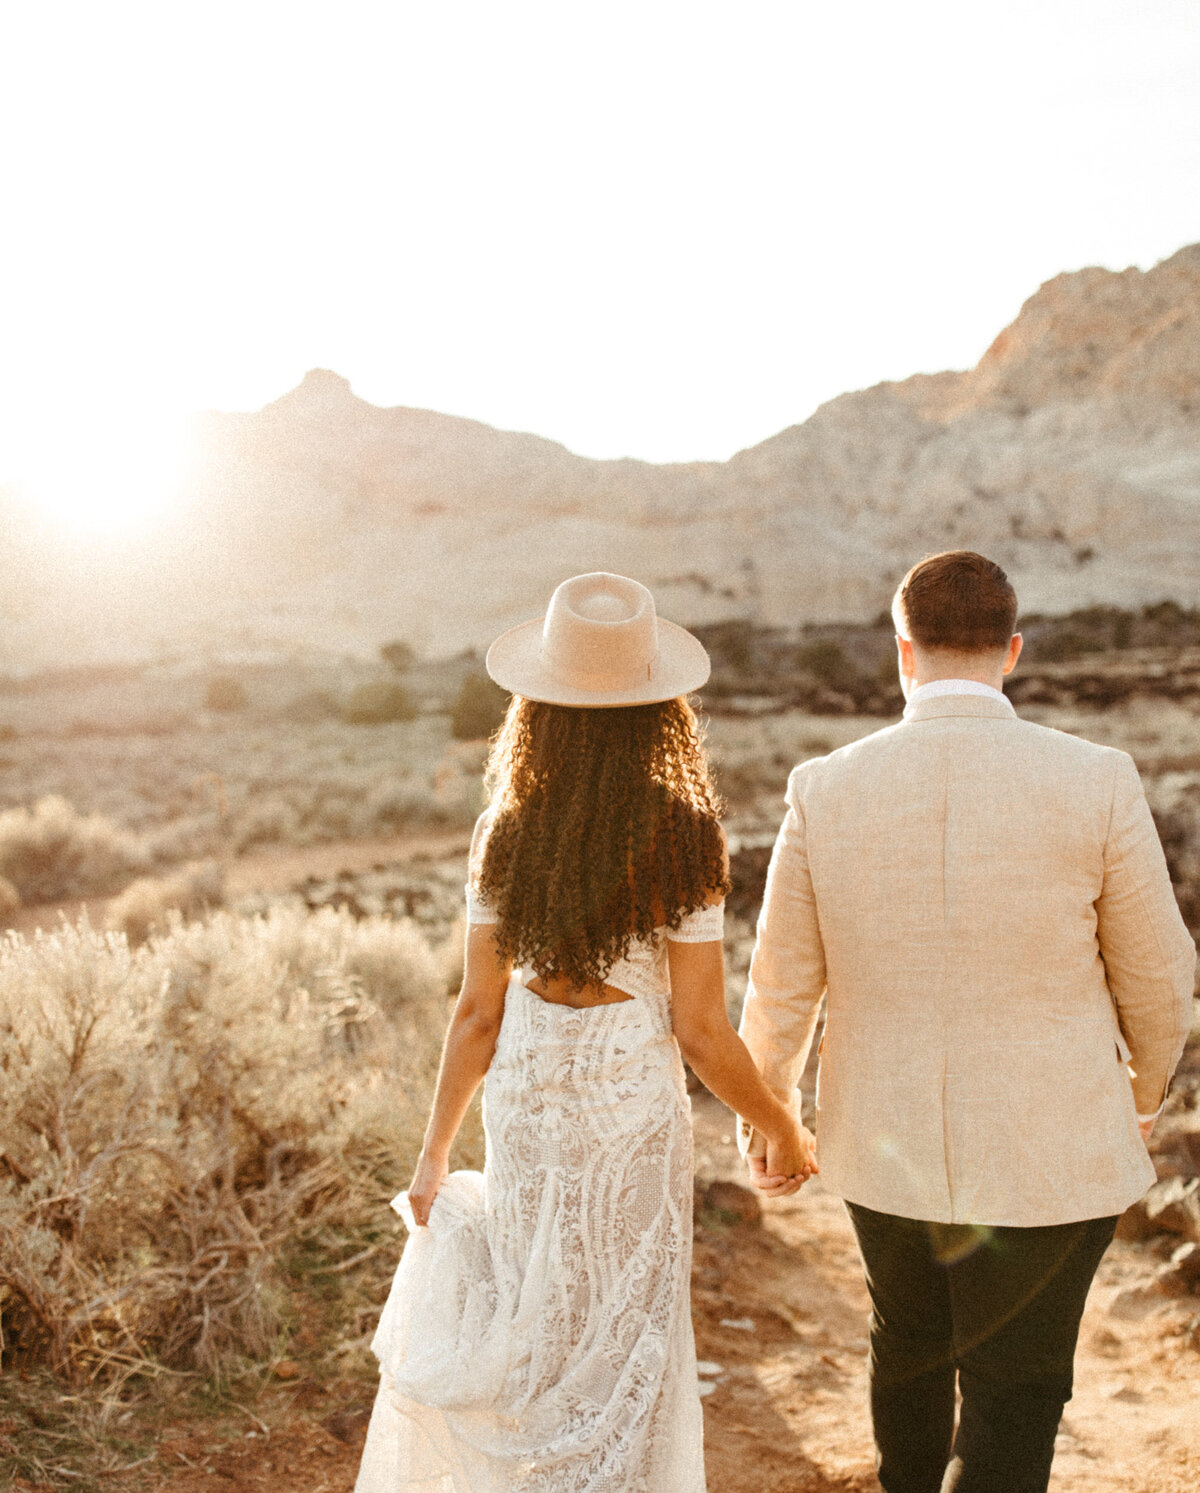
737, 550, 1196, 1493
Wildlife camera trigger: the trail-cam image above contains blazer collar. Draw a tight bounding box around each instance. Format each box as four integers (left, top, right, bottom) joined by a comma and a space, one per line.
902, 693, 1018, 723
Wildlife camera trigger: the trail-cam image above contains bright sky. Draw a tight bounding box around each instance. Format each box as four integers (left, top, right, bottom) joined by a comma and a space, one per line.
0, 0, 1198, 526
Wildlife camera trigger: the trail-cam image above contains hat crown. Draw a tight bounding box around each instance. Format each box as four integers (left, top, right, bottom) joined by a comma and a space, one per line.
541, 573, 659, 692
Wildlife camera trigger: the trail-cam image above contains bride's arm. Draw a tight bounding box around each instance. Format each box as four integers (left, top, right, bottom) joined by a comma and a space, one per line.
669, 937, 817, 1189
408, 924, 511, 1225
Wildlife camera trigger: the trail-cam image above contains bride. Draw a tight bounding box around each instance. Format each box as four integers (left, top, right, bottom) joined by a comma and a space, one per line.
355, 572, 816, 1493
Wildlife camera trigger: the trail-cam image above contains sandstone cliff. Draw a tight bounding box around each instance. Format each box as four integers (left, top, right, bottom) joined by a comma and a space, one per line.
3, 246, 1198, 671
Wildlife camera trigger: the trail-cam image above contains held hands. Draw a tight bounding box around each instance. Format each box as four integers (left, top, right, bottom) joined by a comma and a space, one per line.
407, 1148, 449, 1228
748, 1120, 818, 1198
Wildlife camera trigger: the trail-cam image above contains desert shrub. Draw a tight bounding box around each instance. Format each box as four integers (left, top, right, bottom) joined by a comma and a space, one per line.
1143, 599, 1190, 629
204, 676, 248, 712
281, 688, 342, 723
343, 680, 418, 725
246, 900, 443, 1019
438, 913, 468, 996
692, 619, 760, 680
1145, 772, 1200, 941
380, 640, 417, 672
105, 859, 225, 944
365, 776, 438, 832
451, 672, 509, 741
0, 905, 445, 1381
795, 639, 859, 691
230, 795, 302, 853
1030, 628, 1095, 663
146, 812, 224, 864
0, 795, 151, 903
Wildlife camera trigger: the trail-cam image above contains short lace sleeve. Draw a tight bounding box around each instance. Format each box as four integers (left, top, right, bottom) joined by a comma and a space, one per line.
465, 881, 500, 925
665, 900, 725, 943
465, 808, 499, 924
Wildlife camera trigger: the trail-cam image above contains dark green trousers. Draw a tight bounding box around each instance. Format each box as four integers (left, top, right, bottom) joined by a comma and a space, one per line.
846, 1201, 1118, 1493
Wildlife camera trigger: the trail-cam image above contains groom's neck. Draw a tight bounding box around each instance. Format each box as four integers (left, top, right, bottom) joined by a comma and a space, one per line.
897, 634, 1023, 698
912, 647, 1007, 691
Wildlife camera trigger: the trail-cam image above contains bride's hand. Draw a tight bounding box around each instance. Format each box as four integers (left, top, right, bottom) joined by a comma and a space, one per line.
407, 1149, 449, 1227
761, 1122, 818, 1198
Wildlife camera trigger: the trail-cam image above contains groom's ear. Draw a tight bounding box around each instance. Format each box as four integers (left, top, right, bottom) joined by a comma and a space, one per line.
896, 635, 916, 692
1002, 633, 1023, 676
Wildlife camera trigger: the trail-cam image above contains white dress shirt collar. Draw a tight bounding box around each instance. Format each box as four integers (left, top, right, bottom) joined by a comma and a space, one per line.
903, 678, 1015, 719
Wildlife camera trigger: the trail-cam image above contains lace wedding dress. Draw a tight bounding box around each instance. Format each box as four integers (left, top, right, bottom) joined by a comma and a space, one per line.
354, 874, 722, 1493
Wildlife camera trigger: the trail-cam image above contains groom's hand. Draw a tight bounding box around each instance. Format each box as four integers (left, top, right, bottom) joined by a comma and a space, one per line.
747, 1152, 811, 1197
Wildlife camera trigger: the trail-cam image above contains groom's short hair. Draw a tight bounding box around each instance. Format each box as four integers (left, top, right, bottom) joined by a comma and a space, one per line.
893, 550, 1018, 652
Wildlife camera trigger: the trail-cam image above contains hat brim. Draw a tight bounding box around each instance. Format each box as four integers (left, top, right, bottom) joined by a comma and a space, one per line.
486, 615, 711, 707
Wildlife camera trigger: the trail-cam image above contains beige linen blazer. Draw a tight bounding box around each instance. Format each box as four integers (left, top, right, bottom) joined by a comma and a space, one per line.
737, 694, 1197, 1227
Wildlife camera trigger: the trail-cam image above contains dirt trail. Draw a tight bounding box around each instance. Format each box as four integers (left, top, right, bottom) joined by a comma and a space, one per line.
100, 1092, 1197, 1493
6, 827, 473, 937
689, 1092, 1200, 1493
220, 829, 474, 898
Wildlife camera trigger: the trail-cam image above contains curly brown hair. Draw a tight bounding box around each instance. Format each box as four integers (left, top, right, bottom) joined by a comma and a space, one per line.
475, 696, 729, 989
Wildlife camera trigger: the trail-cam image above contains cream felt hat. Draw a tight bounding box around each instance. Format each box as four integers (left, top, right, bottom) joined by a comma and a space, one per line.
485, 572, 710, 707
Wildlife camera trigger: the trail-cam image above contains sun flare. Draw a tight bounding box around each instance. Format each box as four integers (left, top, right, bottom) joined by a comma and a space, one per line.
14, 414, 190, 534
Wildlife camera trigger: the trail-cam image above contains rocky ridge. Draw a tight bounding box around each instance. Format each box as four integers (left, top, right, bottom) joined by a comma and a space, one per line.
2, 246, 1198, 671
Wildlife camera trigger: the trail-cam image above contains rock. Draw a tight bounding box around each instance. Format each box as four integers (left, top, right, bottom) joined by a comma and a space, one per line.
320, 1407, 370, 1444
694, 1263, 727, 1292
1143, 1176, 1200, 1239
696, 1361, 724, 1378
703, 1180, 763, 1226
272, 1359, 303, 1381
1169, 1240, 1200, 1283
1105, 1385, 1144, 1403
1114, 1199, 1158, 1242
1107, 1285, 1166, 1320
1152, 1262, 1197, 1298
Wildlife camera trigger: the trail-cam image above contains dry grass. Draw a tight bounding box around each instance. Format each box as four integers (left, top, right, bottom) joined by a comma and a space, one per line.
0, 794, 151, 903
0, 904, 449, 1388
0, 716, 485, 897
105, 859, 227, 944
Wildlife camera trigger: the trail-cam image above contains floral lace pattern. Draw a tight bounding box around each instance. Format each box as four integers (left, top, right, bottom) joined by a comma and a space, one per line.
354, 905, 716, 1492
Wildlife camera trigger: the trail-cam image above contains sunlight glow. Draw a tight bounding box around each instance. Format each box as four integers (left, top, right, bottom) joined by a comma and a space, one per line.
12, 411, 190, 534
0, 2, 1197, 465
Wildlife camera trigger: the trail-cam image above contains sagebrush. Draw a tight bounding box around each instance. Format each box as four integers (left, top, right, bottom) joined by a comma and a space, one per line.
0, 905, 452, 1382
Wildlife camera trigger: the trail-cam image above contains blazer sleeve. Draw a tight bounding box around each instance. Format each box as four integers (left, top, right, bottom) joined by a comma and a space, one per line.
736, 763, 828, 1157
1096, 751, 1197, 1116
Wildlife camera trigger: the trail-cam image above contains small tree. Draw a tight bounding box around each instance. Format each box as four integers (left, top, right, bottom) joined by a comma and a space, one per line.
282, 689, 342, 724
451, 673, 510, 741
204, 675, 248, 712
795, 640, 857, 691
380, 640, 417, 672
343, 680, 418, 725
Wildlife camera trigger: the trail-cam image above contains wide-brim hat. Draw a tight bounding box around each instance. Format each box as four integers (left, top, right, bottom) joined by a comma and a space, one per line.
485, 572, 710, 707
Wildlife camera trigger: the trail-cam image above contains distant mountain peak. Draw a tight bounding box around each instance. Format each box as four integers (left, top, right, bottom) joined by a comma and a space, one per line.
259, 368, 367, 429
292, 368, 357, 402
